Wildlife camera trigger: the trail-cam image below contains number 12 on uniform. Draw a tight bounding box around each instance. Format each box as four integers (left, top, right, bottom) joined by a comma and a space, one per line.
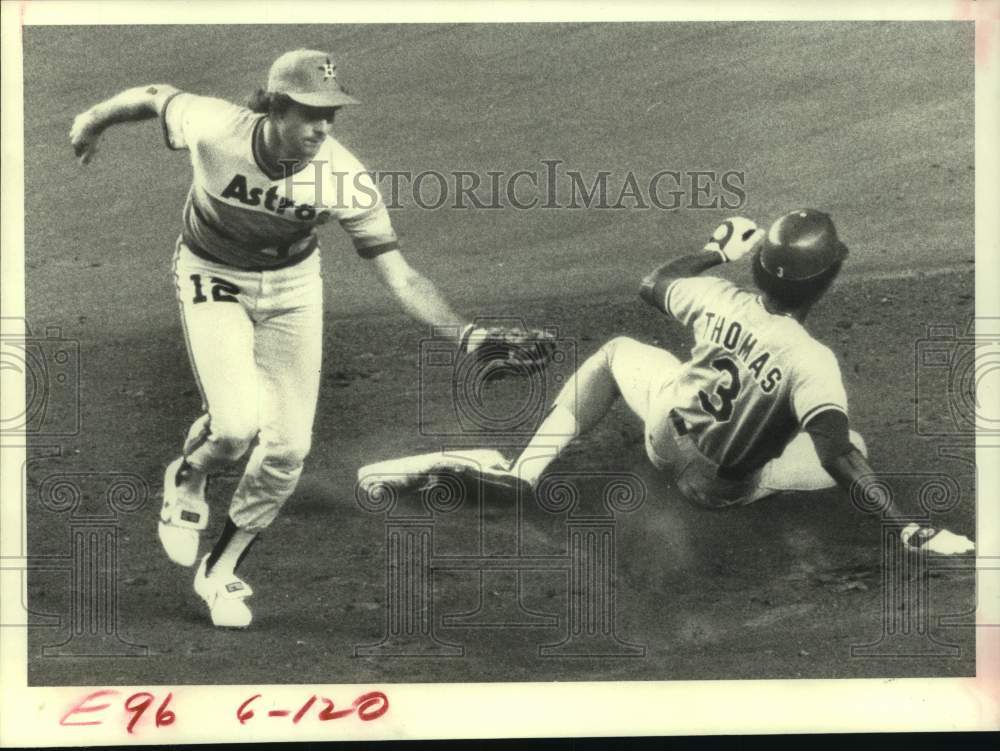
190, 274, 241, 304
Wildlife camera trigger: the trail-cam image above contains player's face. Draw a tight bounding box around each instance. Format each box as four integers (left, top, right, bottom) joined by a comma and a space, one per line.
273, 103, 338, 159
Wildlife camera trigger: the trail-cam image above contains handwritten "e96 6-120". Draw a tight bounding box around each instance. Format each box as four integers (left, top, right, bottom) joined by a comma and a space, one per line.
59, 689, 389, 733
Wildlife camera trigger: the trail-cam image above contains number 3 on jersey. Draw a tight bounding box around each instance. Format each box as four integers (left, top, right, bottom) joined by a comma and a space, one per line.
190, 274, 240, 304
698, 356, 741, 422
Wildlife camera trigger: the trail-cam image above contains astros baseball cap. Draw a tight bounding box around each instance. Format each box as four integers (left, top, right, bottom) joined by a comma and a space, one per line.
267, 49, 360, 108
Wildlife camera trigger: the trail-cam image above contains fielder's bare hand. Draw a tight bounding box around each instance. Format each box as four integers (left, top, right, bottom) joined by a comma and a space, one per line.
70, 111, 102, 165
901, 524, 975, 555
704, 216, 765, 262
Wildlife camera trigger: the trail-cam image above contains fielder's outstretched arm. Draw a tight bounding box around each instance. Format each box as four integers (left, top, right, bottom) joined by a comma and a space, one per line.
70, 85, 180, 164
370, 249, 469, 340
368, 250, 556, 366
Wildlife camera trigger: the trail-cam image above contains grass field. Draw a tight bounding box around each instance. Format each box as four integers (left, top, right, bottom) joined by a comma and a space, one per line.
22, 22, 976, 685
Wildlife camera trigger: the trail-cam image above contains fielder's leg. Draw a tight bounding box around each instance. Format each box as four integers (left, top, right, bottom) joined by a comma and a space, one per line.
748, 429, 868, 502
162, 246, 259, 567
198, 258, 322, 627
512, 336, 681, 487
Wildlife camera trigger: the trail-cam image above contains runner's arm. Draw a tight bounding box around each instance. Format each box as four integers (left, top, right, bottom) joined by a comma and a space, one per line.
639, 251, 724, 313
805, 409, 908, 523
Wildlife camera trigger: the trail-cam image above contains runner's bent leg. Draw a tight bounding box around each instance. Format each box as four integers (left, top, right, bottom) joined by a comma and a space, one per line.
749, 429, 868, 502
513, 337, 681, 486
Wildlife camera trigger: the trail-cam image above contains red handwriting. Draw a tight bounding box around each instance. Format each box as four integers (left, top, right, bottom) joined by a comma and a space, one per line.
59, 690, 117, 727
237, 691, 389, 725
60, 689, 388, 732
60, 690, 175, 734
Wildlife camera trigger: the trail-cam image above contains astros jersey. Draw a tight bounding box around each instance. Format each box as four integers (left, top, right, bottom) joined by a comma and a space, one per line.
160, 92, 398, 269
656, 276, 848, 475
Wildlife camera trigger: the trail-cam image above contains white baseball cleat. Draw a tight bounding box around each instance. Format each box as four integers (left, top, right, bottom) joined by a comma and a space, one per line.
477, 458, 533, 497
193, 555, 253, 629
356, 449, 533, 499
158, 457, 209, 567
357, 449, 509, 495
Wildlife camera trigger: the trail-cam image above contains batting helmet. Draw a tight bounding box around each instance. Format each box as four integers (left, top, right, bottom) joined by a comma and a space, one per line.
752, 209, 849, 309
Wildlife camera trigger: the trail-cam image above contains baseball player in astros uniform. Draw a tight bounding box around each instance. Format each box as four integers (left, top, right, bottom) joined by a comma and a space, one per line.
475, 210, 975, 555
69, 49, 500, 628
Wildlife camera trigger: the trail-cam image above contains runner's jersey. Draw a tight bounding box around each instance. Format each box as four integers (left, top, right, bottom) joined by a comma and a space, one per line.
160, 92, 397, 269
656, 276, 848, 475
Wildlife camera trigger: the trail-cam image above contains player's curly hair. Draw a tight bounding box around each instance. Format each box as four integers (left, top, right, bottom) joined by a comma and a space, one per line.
246, 88, 350, 119
246, 89, 297, 116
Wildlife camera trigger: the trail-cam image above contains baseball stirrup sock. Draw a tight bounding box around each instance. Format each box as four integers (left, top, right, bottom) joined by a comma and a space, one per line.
176, 459, 207, 490
205, 517, 258, 576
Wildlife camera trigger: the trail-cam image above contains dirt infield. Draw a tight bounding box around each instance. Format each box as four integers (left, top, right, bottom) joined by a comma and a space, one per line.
22, 23, 975, 685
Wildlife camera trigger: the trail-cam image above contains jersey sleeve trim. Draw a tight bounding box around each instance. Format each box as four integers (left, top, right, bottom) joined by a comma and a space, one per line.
800, 403, 847, 428
340, 203, 398, 256
338, 206, 381, 229
803, 408, 854, 466
663, 278, 681, 317
160, 90, 185, 151
357, 241, 399, 259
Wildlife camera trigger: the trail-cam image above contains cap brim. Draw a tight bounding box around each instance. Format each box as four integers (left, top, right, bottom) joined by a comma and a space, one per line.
284, 90, 360, 107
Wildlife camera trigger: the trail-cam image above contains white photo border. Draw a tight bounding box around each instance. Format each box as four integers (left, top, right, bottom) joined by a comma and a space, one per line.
1, 0, 997, 744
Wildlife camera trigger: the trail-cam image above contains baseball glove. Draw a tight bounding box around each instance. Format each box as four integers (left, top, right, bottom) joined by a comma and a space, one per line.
459, 323, 558, 378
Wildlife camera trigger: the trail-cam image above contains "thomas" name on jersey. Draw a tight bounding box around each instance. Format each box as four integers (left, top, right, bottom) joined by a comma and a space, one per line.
703, 312, 783, 393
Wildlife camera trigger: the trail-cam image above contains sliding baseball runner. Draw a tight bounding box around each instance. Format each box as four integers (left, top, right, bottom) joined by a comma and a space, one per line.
361, 211, 975, 557
69, 49, 555, 628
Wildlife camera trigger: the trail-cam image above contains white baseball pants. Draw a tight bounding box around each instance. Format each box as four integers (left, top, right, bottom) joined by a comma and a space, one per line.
172, 241, 323, 531
582, 336, 865, 508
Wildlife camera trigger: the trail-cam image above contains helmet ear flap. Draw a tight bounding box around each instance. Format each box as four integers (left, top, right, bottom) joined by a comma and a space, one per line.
753, 245, 842, 309
752, 245, 778, 297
